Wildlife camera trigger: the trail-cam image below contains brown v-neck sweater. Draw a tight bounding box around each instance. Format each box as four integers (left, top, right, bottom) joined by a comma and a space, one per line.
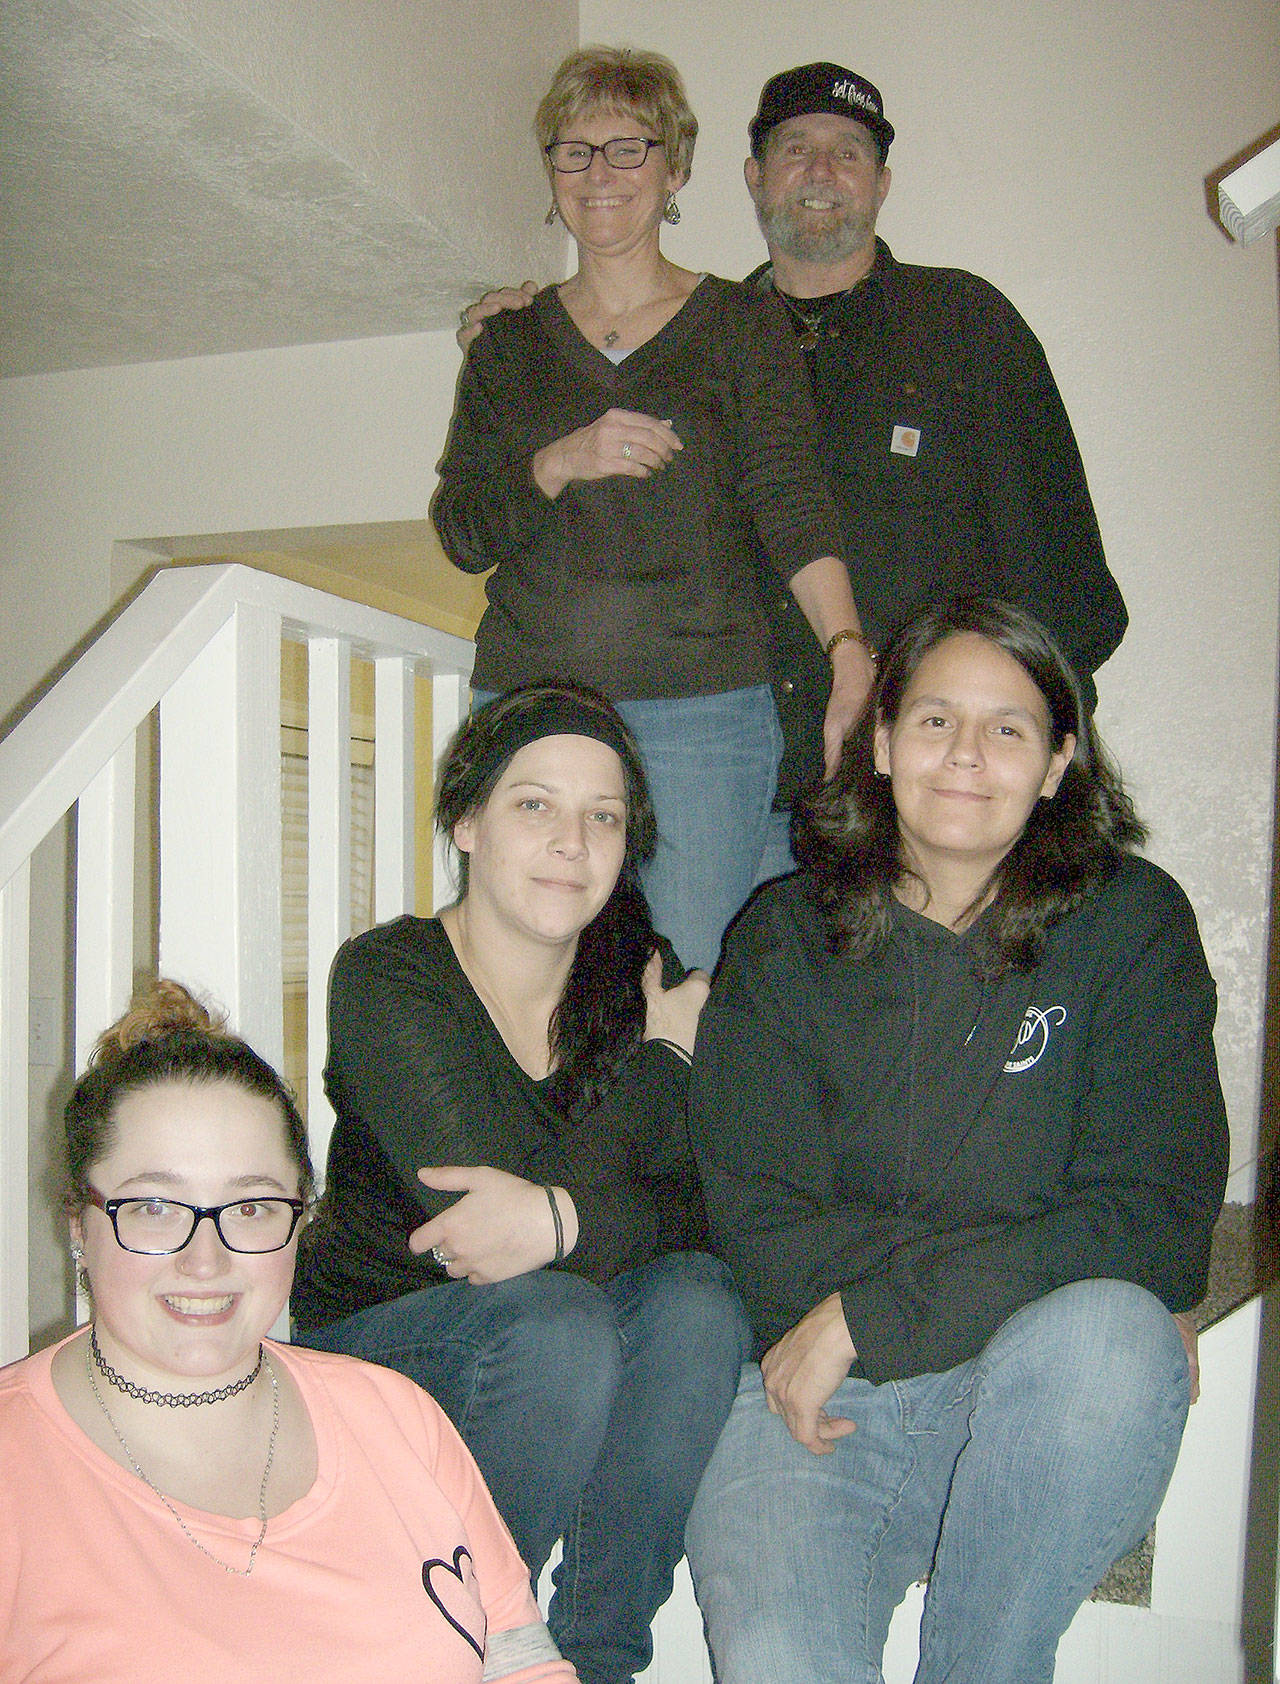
431, 276, 842, 700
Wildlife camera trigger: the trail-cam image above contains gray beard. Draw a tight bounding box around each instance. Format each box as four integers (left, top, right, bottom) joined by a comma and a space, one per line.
755, 198, 875, 266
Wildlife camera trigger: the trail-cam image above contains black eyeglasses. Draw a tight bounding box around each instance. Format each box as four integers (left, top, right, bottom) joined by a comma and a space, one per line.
545, 137, 664, 173
84, 1187, 307, 1255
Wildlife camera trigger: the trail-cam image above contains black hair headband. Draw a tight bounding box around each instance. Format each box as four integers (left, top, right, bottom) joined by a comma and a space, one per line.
469, 694, 635, 796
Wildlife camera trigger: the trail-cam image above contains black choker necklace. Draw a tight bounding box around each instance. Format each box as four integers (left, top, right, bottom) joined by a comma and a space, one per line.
90, 1325, 264, 1407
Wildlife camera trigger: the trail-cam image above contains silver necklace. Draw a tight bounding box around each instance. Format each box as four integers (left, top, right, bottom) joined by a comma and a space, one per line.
90, 1324, 263, 1406
775, 283, 859, 349
85, 1335, 279, 1576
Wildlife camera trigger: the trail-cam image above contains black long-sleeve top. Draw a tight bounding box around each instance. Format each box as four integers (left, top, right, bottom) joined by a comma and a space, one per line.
293, 917, 706, 1329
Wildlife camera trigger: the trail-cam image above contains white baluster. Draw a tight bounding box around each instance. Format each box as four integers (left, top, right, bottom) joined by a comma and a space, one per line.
305, 636, 351, 1180
74, 739, 137, 1074
374, 654, 416, 922
431, 669, 469, 912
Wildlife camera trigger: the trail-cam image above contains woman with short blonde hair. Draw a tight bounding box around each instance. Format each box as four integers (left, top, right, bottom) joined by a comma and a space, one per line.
533, 46, 699, 180
433, 45, 872, 975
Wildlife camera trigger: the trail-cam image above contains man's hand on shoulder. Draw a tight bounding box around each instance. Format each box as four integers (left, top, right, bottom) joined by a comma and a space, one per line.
457, 281, 538, 350
761, 1291, 858, 1454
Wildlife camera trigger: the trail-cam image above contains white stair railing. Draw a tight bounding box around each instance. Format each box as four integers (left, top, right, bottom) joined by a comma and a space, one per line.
0, 562, 473, 1364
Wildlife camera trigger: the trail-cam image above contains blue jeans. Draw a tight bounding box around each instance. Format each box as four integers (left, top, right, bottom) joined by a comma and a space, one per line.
685, 1280, 1191, 1684
474, 686, 782, 973
613, 688, 782, 973
753, 806, 796, 889
297, 1252, 750, 1684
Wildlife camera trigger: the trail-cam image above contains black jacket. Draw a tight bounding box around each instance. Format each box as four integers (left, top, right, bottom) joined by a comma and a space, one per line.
750, 242, 1129, 803
688, 855, 1227, 1382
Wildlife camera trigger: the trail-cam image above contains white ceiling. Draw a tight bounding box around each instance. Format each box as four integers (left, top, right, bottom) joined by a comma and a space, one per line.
1, 0, 481, 377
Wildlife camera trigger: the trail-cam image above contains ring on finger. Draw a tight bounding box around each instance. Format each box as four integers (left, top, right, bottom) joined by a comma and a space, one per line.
457, 306, 470, 329
431, 1245, 452, 1267
621, 441, 633, 460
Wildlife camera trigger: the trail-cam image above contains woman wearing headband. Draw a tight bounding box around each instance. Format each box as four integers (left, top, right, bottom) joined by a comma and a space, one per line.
0, 980, 576, 1683
293, 682, 749, 1684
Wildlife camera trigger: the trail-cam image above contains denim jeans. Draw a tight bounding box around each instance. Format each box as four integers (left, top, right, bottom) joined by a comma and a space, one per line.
474, 686, 782, 973
753, 806, 796, 890
685, 1280, 1191, 1684
613, 687, 782, 973
297, 1252, 750, 1684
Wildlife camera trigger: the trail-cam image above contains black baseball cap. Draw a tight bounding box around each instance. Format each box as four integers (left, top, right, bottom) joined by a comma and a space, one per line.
749, 62, 894, 162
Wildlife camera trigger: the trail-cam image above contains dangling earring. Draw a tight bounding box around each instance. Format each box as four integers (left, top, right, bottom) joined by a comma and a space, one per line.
544, 201, 559, 226
663, 192, 681, 226
70, 1243, 84, 1262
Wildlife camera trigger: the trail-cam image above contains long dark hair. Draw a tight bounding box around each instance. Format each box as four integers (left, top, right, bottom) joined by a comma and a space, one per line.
435, 681, 661, 1117
65, 979, 315, 1210
794, 597, 1145, 973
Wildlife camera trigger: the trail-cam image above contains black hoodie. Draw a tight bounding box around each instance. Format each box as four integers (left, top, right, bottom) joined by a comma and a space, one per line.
689, 853, 1228, 1381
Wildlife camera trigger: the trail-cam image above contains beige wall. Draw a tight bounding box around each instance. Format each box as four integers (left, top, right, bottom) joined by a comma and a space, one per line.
577, 0, 1279, 1176
0, 327, 465, 723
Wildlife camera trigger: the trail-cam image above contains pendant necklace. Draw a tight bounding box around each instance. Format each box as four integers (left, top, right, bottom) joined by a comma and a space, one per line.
593, 267, 703, 350
775, 283, 859, 349
85, 1334, 280, 1576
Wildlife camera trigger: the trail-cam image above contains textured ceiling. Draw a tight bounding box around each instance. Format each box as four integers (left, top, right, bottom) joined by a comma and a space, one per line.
0, 0, 491, 377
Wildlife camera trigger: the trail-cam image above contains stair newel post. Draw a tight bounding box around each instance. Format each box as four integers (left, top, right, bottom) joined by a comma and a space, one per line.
158, 600, 283, 1070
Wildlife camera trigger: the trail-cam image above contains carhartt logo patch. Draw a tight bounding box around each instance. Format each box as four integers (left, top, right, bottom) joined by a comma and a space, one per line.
1004, 1005, 1067, 1072
891, 425, 921, 456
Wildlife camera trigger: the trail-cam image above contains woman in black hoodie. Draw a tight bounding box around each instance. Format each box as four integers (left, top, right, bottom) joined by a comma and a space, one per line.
686, 596, 1228, 1684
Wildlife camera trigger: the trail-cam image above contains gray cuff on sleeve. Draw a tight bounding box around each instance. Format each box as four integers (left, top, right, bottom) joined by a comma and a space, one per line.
483, 1620, 564, 1680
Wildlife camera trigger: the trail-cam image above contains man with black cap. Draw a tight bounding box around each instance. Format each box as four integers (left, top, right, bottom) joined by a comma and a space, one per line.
456, 61, 1126, 865
744, 62, 1127, 872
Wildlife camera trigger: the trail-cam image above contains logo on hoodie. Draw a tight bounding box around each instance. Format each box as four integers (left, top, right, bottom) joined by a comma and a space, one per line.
1003, 1004, 1067, 1073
